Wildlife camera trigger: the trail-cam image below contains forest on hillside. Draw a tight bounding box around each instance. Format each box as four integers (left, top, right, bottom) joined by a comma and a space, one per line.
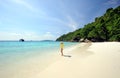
56, 6, 120, 42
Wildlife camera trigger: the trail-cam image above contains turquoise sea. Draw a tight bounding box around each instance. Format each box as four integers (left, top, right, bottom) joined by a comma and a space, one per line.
0, 41, 76, 62
0, 41, 78, 78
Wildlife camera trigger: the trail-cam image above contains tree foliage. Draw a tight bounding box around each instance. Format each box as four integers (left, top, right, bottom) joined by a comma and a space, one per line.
56, 6, 120, 42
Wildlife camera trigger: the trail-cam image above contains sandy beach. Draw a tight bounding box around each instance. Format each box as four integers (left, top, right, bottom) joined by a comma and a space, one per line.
1, 42, 120, 78
32, 42, 120, 78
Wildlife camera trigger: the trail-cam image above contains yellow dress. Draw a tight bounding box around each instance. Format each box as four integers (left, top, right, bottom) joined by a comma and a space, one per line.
60, 43, 64, 49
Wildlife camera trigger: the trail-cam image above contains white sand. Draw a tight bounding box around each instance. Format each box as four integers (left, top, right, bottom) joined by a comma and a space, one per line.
1, 42, 120, 78
31, 42, 120, 78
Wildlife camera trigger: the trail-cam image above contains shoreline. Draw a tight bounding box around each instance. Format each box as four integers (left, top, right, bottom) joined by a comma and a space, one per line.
0, 42, 120, 78
32, 42, 120, 78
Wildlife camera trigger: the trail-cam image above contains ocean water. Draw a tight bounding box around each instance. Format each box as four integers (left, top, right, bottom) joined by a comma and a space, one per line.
0, 41, 77, 78
0, 41, 76, 62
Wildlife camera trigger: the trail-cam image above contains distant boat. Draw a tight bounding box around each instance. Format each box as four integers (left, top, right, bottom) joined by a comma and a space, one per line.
19, 39, 25, 42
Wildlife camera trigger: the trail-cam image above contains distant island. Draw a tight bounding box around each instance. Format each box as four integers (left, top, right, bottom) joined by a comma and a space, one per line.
19, 39, 25, 42
56, 6, 120, 42
40, 40, 54, 42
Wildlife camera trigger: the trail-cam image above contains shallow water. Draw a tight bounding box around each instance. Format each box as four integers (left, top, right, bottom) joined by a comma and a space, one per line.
0, 41, 78, 78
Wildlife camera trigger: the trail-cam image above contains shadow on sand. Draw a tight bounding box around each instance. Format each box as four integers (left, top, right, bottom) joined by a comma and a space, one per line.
63, 55, 72, 58
62, 43, 93, 58
79, 43, 94, 57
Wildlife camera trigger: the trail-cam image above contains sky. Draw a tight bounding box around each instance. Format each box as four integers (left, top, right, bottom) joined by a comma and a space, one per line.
0, 0, 120, 40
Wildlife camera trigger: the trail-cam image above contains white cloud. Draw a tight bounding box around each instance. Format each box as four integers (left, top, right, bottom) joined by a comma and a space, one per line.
104, 0, 119, 5
11, 0, 38, 12
0, 0, 47, 16
0, 31, 56, 40
43, 32, 56, 40
11, 33, 22, 36
0, 32, 18, 40
44, 15, 79, 31
66, 15, 78, 30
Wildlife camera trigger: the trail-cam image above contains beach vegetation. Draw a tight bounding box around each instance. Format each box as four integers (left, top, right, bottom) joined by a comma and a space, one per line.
56, 6, 120, 42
